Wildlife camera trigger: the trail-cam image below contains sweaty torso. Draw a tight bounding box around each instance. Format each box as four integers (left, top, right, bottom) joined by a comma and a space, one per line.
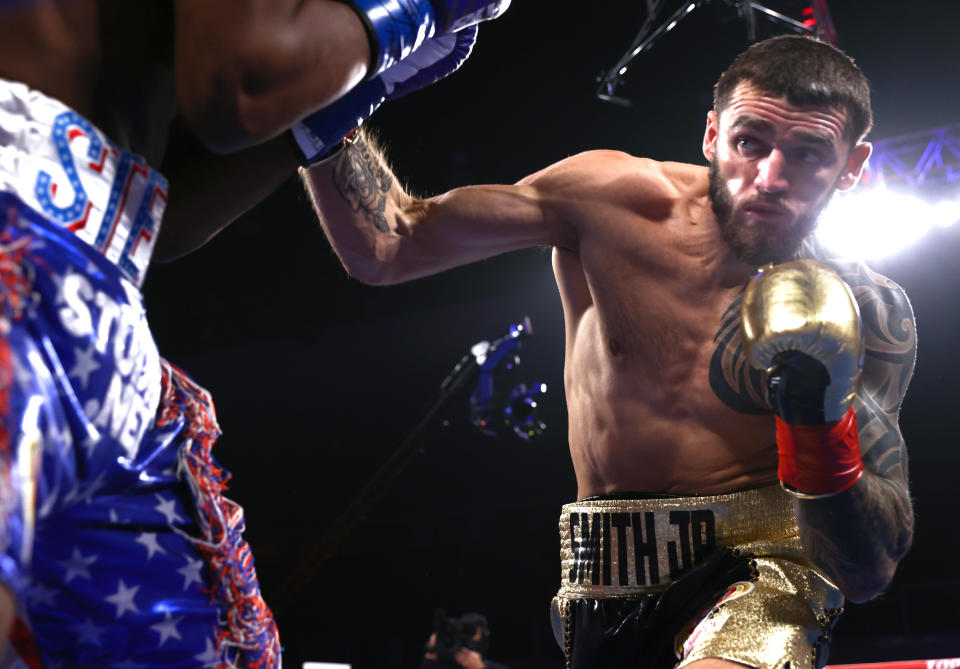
554, 152, 779, 498
0, 0, 176, 166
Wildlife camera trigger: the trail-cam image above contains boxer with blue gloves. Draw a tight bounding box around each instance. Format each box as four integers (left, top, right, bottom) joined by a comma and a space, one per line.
292, 25, 481, 164
0, 0, 507, 666
304, 35, 916, 669
286, 0, 510, 164
160, 0, 505, 258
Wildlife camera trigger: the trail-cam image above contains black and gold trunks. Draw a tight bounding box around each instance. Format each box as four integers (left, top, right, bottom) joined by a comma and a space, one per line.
550, 484, 844, 669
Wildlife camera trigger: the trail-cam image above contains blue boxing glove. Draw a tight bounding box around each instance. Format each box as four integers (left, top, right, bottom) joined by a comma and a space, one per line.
342, 0, 509, 75
292, 26, 476, 165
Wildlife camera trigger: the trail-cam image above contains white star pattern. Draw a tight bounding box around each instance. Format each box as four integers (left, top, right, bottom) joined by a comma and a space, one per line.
177, 556, 204, 591
154, 494, 183, 525
105, 579, 139, 618
24, 582, 58, 607
44, 421, 72, 455
135, 532, 166, 560
62, 471, 107, 505
79, 471, 107, 504
149, 611, 184, 647
59, 548, 98, 583
68, 343, 100, 388
194, 637, 220, 666
73, 617, 106, 646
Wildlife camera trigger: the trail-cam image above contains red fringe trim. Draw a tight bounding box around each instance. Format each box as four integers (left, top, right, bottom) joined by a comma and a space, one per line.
157, 361, 280, 669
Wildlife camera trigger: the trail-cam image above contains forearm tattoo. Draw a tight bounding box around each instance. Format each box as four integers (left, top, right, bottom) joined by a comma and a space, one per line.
332, 138, 394, 233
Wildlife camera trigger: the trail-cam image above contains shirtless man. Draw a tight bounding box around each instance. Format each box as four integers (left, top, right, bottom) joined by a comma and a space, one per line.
303, 35, 915, 668
0, 0, 506, 666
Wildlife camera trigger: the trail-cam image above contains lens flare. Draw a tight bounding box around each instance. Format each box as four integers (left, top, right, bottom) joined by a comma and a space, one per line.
816, 188, 960, 260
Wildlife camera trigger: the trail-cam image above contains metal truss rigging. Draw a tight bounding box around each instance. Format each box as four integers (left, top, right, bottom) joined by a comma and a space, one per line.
861, 123, 960, 197
597, 0, 836, 106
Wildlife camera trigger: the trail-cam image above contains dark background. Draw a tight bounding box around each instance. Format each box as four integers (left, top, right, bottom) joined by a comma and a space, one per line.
145, 2, 960, 667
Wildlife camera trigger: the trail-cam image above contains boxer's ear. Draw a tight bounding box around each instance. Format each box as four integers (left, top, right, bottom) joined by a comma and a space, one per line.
703, 110, 720, 162
837, 142, 872, 192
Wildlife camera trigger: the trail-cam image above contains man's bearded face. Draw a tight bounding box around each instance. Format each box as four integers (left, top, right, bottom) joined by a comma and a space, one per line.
708, 159, 838, 265
705, 84, 857, 265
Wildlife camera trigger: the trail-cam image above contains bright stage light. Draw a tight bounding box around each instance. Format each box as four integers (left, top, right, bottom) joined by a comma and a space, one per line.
815, 188, 960, 261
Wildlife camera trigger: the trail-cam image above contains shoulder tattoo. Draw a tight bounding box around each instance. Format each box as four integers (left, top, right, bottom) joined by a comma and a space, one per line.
844, 264, 916, 480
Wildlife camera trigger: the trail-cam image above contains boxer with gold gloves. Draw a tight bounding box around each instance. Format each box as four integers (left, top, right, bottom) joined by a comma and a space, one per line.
304, 35, 915, 669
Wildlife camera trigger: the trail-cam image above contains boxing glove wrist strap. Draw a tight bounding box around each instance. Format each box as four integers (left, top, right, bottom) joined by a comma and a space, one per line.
293, 127, 358, 167
775, 406, 864, 499
343, 0, 435, 76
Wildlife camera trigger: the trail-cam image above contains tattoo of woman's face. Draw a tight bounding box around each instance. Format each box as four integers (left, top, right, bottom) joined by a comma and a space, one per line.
332, 141, 393, 233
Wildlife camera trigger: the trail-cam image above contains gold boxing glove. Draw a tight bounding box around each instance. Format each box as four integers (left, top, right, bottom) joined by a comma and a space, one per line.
741, 259, 864, 423
741, 260, 866, 497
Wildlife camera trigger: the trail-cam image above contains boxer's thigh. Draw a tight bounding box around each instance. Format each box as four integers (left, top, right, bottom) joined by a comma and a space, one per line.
675, 556, 843, 669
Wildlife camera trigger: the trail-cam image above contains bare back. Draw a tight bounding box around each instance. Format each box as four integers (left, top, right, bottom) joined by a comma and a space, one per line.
0, 0, 176, 165
552, 153, 779, 498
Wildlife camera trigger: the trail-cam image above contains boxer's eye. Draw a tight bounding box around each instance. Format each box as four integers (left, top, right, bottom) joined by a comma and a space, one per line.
735, 135, 766, 156
792, 147, 825, 165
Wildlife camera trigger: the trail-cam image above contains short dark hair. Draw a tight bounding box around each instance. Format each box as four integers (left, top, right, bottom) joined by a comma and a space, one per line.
713, 35, 872, 143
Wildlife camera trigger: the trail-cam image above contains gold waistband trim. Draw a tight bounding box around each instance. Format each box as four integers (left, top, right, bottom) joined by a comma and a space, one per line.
557, 484, 801, 598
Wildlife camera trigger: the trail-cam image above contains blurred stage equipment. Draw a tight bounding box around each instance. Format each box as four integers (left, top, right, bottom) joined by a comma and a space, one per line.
273, 317, 545, 612
597, 0, 836, 106
469, 316, 547, 440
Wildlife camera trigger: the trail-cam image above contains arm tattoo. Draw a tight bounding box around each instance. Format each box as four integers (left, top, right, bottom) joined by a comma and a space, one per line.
841, 261, 916, 484
332, 139, 394, 233
797, 256, 917, 598
709, 291, 770, 414
714, 240, 918, 597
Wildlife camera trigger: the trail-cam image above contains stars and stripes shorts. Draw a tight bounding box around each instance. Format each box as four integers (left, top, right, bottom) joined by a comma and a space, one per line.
0, 192, 280, 667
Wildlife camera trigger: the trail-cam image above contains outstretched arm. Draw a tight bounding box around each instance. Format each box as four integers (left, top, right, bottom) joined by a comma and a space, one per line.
301, 132, 582, 285
795, 266, 916, 602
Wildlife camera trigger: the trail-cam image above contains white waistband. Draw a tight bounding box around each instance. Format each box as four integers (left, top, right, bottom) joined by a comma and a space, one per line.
0, 78, 167, 287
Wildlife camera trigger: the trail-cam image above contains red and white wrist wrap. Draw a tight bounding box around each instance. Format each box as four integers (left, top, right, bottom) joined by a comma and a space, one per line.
775, 406, 864, 498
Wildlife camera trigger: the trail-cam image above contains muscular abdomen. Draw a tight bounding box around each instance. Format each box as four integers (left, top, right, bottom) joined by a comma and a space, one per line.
553, 211, 780, 499
564, 303, 778, 498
